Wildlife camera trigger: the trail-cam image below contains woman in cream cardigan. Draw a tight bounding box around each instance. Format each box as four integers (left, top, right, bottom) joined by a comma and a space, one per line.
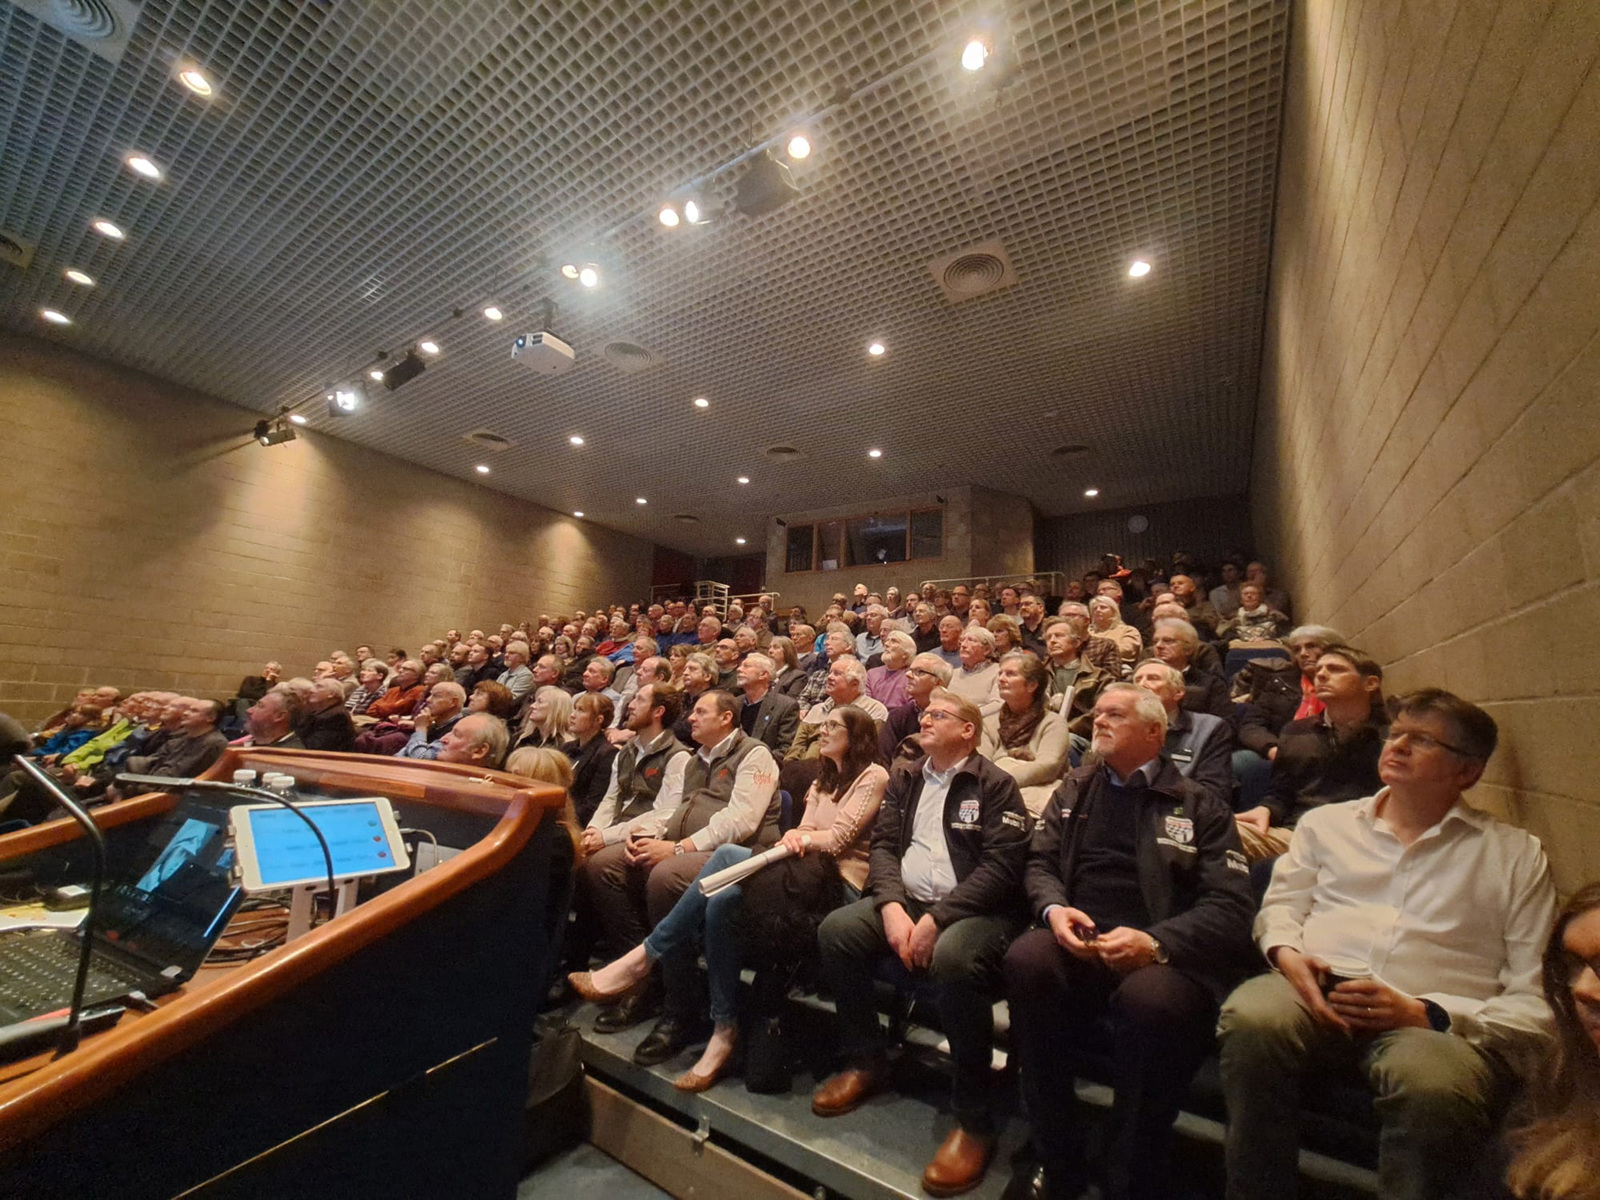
980, 652, 1072, 818
1088, 594, 1142, 672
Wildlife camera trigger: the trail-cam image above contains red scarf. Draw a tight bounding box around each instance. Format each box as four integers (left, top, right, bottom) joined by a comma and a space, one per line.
1293, 673, 1325, 720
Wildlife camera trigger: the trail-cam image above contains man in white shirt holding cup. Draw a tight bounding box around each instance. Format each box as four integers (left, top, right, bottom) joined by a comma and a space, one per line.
1217, 688, 1557, 1200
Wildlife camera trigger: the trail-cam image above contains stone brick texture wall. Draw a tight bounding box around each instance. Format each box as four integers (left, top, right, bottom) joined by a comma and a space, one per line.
0, 335, 656, 725
1253, 0, 1600, 890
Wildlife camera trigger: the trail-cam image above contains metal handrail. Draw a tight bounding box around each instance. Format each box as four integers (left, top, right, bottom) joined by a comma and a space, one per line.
915, 572, 1068, 595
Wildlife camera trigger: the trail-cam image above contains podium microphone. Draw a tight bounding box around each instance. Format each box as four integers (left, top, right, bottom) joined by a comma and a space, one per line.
10, 755, 106, 1058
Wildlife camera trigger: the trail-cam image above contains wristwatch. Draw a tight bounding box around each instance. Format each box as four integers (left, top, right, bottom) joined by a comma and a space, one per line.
1148, 934, 1170, 965
1421, 998, 1451, 1032
673, 841, 686, 856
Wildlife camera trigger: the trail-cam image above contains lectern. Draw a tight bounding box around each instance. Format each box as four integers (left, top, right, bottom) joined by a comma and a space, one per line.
0, 747, 566, 1200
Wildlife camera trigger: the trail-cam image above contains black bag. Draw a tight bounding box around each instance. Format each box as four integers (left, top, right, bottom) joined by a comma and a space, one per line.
737, 853, 843, 970
522, 1018, 585, 1169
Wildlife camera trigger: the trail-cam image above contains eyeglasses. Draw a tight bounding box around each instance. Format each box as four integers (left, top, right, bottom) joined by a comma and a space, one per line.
822, 720, 848, 731
1383, 728, 1476, 757
906, 667, 937, 678
921, 708, 965, 724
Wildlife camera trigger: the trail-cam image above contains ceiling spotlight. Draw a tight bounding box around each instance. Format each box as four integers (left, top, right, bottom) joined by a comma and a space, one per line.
288, 413, 308, 426
91, 219, 125, 240
736, 476, 750, 484
40, 308, 71, 325
683, 199, 703, 224
124, 154, 163, 181
483, 305, 503, 321
733, 150, 800, 217
868, 341, 886, 356
560, 263, 579, 280
177, 66, 214, 96
368, 369, 385, 381
379, 350, 427, 391
693, 396, 710, 409
64, 269, 95, 286
786, 134, 811, 160
326, 384, 364, 417
475, 464, 491, 475
961, 38, 991, 71
578, 265, 599, 288
868, 448, 883, 459
1128, 259, 1152, 278
418, 340, 440, 355
569, 435, 585, 446
635, 497, 648, 505
573, 511, 584, 518
1084, 487, 1100, 498
254, 418, 296, 447
658, 205, 680, 228
735, 537, 748, 545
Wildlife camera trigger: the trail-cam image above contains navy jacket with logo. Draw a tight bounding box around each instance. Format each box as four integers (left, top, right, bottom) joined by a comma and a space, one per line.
866, 752, 1029, 929
1026, 759, 1255, 1000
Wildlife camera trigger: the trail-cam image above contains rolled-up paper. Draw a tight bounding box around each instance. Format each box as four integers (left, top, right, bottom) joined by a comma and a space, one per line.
698, 842, 796, 896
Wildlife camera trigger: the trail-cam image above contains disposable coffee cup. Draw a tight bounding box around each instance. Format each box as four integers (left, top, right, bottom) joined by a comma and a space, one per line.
1321, 956, 1372, 991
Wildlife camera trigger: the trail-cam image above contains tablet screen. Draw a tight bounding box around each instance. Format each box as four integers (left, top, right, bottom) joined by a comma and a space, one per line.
243, 800, 404, 886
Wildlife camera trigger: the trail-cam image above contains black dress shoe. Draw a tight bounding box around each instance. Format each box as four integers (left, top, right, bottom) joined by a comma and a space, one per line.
592, 985, 659, 1034
632, 1015, 711, 1066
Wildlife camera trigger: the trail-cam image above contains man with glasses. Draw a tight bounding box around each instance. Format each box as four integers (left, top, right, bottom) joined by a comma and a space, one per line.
812, 689, 1028, 1197
1235, 646, 1387, 861
1218, 689, 1557, 1200
878, 652, 952, 769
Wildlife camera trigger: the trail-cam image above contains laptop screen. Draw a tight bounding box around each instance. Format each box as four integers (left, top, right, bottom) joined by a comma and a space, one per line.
93, 801, 242, 977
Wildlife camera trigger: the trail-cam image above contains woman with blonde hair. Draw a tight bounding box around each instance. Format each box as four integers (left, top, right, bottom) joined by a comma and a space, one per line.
515, 685, 572, 751
504, 745, 582, 997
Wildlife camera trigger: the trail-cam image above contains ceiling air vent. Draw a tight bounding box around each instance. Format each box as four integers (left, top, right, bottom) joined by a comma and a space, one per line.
763, 445, 806, 463
462, 428, 516, 452
602, 341, 655, 373
927, 239, 1018, 303
1050, 443, 1090, 458
672, 513, 700, 524
10, 0, 143, 63
0, 228, 36, 270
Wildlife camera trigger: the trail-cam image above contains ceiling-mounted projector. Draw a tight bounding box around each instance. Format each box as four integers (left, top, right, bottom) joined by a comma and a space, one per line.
511, 330, 576, 376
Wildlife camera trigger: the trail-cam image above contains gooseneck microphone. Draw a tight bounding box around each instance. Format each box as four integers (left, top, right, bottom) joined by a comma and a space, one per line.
10, 755, 106, 1058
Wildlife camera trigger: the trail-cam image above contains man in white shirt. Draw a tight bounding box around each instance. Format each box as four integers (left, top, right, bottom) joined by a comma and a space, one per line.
1218, 689, 1556, 1200
495, 641, 535, 702
855, 604, 887, 660
812, 689, 1029, 1197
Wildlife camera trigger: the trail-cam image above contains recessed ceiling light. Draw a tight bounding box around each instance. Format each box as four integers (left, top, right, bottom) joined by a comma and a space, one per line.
1128, 259, 1152, 278
368, 369, 385, 381
868, 448, 883, 459
288, 413, 308, 426
63, 268, 95, 287
635, 497, 647, 505
569, 435, 585, 446
1084, 487, 1100, 497
693, 397, 710, 409
961, 38, 991, 72
786, 134, 811, 159
867, 341, 886, 356
683, 199, 702, 224
91, 218, 125, 240
418, 340, 440, 355
736, 476, 750, 484
40, 309, 71, 325
475, 464, 491, 475
483, 305, 503, 321
735, 537, 747, 545
124, 154, 163, 181
578, 266, 599, 288
177, 67, 214, 96
573, 510, 584, 518
560, 263, 579, 280
658, 205, 679, 227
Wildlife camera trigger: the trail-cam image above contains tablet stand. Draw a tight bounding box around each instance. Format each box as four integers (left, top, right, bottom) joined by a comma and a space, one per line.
286, 879, 358, 942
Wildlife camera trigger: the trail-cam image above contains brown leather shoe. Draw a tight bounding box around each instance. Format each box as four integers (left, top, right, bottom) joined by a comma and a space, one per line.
810, 1063, 884, 1117
920, 1126, 995, 1197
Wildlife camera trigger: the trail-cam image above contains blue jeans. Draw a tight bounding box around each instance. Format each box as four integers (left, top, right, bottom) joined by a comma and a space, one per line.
1232, 748, 1272, 812
643, 844, 751, 1025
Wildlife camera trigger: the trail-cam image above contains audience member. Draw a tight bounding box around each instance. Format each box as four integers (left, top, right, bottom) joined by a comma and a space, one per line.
765, 636, 807, 699
1016, 593, 1049, 656
1147, 620, 1232, 718
1089, 595, 1144, 667
934, 614, 965, 669
1005, 683, 1253, 1200
1042, 616, 1113, 739
1235, 646, 1387, 860
235, 662, 282, 705
797, 626, 855, 713
241, 688, 305, 749
432, 712, 509, 769
364, 660, 426, 721
467, 679, 517, 725
911, 603, 941, 654
811, 689, 1027, 1196
1057, 602, 1125, 678
126, 698, 228, 778
734, 652, 799, 757
564, 692, 617, 825
517, 685, 574, 752
949, 624, 1001, 712
785, 658, 888, 766
856, 605, 887, 660
397, 682, 467, 759
496, 641, 535, 701
866, 630, 915, 710
987, 612, 1021, 656
1219, 689, 1555, 1200
980, 652, 1071, 817
1245, 561, 1292, 620
298, 678, 356, 752
1219, 582, 1291, 643
1210, 559, 1245, 619
1131, 661, 1234, 811
878, 652, 952, 769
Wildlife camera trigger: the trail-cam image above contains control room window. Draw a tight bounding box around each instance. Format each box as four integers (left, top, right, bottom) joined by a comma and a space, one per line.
909, 509, 943, 560
846, 513, 909, 566
785, 523, 814, 573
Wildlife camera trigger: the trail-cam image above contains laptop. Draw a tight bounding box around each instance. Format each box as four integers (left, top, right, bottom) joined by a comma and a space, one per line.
0, 800, 244, 1025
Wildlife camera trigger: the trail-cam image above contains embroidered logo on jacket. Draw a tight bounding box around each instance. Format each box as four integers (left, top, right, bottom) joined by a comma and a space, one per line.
957, 798, 981, 824
1163, 815, 1194, 845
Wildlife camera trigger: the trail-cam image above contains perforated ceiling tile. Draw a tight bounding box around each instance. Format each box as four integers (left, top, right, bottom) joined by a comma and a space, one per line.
0, 0, 1290, 555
